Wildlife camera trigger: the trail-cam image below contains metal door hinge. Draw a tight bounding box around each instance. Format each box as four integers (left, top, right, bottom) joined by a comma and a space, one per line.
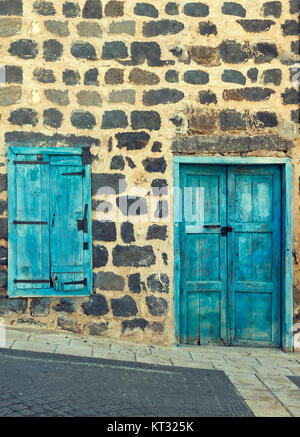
61, 169, 85, 177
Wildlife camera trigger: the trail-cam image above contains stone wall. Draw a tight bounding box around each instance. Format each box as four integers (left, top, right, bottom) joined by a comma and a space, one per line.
0, 0, 299, 345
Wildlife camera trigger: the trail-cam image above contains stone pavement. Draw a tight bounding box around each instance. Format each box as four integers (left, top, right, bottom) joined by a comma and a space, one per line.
2, 327, 300, 417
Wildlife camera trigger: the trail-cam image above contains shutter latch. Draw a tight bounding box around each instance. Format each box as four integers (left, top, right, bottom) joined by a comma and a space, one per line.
77, 204, 88, 233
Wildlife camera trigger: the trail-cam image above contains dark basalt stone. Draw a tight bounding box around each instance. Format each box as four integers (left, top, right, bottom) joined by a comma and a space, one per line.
33, 1, 56, 15
117, 196, 148, 216
82, 0, 102, 18
0, 0, 23, 15
237, 19, 275, 33
43, 108, 63, 128
146, 296, 168, 316
134, 3, 158, 18
9, 39, 38, 59
93, 244, 109, 267
71, 110, 96, 129
116, 131, 150, 150
147, 273, 169, 293
142, 157, 167, 173
43, 39, 63, 62
121, 222, 135, 243
146, 224, 168, 241
122, 318, 149, 333
143, 20, 184, 37
92, 173, 126, 195
30, 298, 50, 317
131, 111, 161, 131
221, 2, 246, 17
143, 88, 184, 105
128, 273, 141, 293
112, 245, 156, 267
183, 3, 209, 17
8, 108, 38, 126
111, 295, 138, 317
71, 41, 97, 60
94, 271, 125, 291
92, 221, 117, 241
82, 294, 109, 316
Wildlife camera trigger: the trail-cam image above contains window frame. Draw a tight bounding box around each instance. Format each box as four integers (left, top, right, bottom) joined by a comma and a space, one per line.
8, 146, 92, 298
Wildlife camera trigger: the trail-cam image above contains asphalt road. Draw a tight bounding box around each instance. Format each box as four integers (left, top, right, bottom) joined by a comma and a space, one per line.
0, 348, 253, 417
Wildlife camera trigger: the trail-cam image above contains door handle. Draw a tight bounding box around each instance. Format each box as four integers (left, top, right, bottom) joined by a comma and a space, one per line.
221, 226, 234, 236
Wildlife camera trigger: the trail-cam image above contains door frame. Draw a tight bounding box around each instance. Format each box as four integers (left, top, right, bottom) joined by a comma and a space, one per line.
174, 156, 293, 352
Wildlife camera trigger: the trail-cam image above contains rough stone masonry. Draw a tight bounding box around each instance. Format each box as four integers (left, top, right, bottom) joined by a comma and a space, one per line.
0, 0, 299, 346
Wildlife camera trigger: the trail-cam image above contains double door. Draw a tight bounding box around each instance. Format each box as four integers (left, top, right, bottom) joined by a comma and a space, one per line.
179, 165, 281, 346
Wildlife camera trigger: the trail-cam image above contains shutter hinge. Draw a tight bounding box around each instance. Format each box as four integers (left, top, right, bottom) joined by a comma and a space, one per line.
14, 279, 50, 284
64, 278, 87, 287
13, 161, 49, 165
13, 220, 48, 225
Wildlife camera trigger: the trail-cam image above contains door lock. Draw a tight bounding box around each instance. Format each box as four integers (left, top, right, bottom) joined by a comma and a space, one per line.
221, 226, 234, 236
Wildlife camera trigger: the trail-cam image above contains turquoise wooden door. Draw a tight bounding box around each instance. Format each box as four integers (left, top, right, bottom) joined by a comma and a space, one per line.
179, 164, 281, 347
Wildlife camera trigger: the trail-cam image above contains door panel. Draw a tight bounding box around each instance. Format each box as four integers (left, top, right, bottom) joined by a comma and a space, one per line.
180, 165, 227, 345
227, 165, 281, 346
179, 164, 282, 347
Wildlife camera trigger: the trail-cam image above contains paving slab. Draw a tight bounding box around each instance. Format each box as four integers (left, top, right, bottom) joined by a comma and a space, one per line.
256, 357, 300, 367
11, 340, 57, 354
214, 362, 257, 374
189, 351, 227, 362
134, 354, 173, 366
28, 334, 71, 345
234, 387, 277, 401
224, 356, 262, 368
262, 375, 299, 390
226, 372, 265, 388
5, 331, 31, 342
272, 389, 300, 408
171, 359, 214, 369
92, 348, 135, 362
286, 406, 300, 417
69, 338, 110, 349
55, 344, 93, 357
288, 367, 300, 376
244, 398, 291, 417
252, 366, 295, 376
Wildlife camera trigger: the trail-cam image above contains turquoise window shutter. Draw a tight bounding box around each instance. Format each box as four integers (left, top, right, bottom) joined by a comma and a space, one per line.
8, 147, 92, 298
